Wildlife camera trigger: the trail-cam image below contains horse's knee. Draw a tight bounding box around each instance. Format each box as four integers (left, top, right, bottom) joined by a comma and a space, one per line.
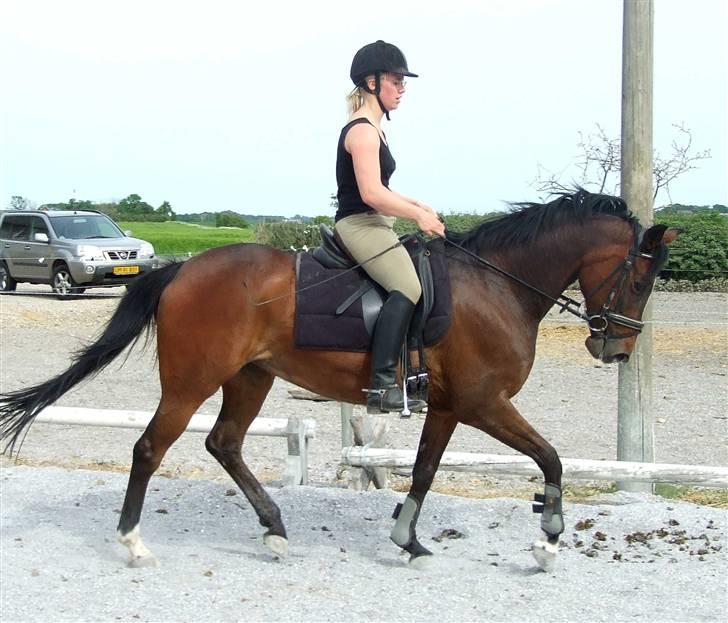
205, 432, 239, 466
132, 436, 161, 472
411, 461, 438, 491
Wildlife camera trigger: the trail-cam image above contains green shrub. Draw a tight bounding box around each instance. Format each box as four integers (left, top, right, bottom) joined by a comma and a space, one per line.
392, 212, 498, 236
655, 211, 728, 282
215, 212, 250, 228
254, 221, 322, 250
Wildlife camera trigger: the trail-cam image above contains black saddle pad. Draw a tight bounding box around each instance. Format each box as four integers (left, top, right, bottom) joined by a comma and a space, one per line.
294, 239, 452, 352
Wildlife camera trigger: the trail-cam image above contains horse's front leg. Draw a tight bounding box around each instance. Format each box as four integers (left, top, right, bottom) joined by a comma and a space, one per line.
465, 397, 564, 572
390, 411, 457, 566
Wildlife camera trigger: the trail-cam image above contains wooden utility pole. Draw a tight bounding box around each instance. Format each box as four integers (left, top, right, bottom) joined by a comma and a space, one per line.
618, 0, 654, 492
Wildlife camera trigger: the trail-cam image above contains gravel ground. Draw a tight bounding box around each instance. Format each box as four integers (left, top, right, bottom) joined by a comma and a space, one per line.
1, 466, 726, 623
0, 287, 726, 622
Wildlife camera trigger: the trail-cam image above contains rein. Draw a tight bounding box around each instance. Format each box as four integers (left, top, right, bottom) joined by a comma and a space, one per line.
441, 237, 587, 321
257, 229, 654, 344
442, 236, 655, 339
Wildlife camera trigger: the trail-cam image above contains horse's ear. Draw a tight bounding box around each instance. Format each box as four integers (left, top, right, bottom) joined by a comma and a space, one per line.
662, 227, 681, 245
639, 224, 680, 252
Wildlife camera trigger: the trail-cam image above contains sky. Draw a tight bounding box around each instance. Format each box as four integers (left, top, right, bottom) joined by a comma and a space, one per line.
1, 0, 726, 217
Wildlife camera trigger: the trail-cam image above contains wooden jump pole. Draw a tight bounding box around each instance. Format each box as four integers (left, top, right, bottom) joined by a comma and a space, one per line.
34, 405, 316, 486
342, 447, 728, 488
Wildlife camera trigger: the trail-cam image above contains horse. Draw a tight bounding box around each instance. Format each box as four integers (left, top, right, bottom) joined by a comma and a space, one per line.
0, 190, 678, 572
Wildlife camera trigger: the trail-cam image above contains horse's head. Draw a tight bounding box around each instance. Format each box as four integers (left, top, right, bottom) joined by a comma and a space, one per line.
579, 223, 679, 364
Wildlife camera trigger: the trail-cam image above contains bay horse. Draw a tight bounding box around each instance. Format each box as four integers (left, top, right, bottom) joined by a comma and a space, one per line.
0, 190, 677, 571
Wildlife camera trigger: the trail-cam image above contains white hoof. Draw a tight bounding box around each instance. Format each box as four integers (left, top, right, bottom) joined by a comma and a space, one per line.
263, 534, 289, 558
128, 554, 160, 568
532, 532, 559, 572
408, 554, 434, 570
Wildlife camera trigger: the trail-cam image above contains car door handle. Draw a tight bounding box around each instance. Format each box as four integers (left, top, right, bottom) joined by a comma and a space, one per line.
24, 245, 32, 250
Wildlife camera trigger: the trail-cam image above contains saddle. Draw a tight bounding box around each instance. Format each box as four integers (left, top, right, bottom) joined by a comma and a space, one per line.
294, 224, 451, 354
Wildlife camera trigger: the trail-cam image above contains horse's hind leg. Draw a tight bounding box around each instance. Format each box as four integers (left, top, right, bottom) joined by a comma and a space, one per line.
204, 364, 288, 557
391, 410, 457, 566
117, 392, 209, 567
466, 397, 563, 572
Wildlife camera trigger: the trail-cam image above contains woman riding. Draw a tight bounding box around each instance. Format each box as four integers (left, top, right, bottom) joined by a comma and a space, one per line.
334, 40, 445, 415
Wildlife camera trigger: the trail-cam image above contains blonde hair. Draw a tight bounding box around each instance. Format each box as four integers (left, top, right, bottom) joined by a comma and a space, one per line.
346, 86, 366, 114
345, 74, 375, 114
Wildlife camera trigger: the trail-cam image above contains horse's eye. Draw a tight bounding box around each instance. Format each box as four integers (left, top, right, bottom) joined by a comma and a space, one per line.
631, 281, 646, 295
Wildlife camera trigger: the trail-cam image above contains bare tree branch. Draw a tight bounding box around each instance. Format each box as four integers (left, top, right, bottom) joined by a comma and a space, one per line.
530, 123, 711, 205
653, 122, 712, 203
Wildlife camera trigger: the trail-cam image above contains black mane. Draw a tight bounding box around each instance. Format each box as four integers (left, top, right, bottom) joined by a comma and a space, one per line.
445, 190, 639, 252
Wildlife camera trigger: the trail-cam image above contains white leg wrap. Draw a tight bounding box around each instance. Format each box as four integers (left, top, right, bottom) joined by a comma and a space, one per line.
391, 496, 419, 547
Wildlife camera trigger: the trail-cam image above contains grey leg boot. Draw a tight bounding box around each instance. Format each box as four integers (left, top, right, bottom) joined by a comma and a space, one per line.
366, 291, 427, 415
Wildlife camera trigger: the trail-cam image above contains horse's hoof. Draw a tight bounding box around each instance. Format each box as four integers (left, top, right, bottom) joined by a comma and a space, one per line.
408, 553, 434, 570
128, 555, 159, 569
532, 533, 558, 572
264, 534, 289, 558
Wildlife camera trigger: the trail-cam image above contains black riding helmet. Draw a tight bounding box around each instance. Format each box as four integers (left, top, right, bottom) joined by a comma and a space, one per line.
350, 40, 418, 119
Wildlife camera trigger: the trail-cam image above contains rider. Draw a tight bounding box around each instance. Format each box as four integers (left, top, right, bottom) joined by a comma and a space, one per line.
334, 40, 445, 414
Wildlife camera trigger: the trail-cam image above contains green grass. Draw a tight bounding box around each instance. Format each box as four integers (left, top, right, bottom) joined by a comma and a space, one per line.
654, 484, 728, 508
119, 221, 255, 256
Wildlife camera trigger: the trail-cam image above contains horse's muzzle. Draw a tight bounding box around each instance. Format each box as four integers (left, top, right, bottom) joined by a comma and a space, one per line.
584, 336, 632, 364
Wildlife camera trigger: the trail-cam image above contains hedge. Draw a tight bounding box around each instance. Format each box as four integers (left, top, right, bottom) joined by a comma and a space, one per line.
254, 211, 727, 290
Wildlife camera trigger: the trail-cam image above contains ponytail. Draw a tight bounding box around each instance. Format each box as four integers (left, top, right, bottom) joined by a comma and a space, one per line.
346, 86, 365, 114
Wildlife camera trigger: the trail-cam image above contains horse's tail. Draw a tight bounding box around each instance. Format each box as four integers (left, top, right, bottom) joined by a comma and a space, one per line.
0, 261, 184, 454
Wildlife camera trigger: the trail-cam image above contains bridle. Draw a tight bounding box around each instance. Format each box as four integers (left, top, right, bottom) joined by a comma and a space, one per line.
580, 242, 656, 342
443, 231, 657, 342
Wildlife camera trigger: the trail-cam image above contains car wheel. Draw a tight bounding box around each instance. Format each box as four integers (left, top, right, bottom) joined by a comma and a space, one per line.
52, 265, 85, 299
0, 261, 17, 292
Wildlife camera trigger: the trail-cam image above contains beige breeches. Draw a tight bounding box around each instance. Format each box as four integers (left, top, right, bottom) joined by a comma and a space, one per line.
334, 212, 422, 304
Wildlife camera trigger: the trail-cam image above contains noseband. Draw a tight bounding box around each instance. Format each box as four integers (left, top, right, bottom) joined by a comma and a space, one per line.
582, 244, 656, 342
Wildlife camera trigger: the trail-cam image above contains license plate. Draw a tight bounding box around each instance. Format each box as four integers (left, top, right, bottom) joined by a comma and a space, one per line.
113, 266, 140, 275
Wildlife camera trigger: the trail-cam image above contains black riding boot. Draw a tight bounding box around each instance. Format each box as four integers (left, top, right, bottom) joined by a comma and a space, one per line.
366, 290, 427, 415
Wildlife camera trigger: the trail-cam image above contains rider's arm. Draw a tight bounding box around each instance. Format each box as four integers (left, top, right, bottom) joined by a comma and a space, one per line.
389, 190, 437, 215
346, 124, 444, 237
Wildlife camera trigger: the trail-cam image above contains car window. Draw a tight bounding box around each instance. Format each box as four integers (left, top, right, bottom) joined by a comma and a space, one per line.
1, 215, 31, 241
50, 215, 123, 239
0, 217, 11, 239
30, 216, 49, 238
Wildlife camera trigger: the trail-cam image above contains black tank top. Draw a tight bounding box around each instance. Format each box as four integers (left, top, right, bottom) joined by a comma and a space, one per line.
335, 118, 396, 222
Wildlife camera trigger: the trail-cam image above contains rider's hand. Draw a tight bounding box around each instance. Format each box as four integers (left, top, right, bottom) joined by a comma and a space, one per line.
416, 210, 446, 238
415, 201, 437, 215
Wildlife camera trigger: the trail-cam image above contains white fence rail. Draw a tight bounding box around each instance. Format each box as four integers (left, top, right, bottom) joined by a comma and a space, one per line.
341, 446, 728, 488
36, 406, 315, 485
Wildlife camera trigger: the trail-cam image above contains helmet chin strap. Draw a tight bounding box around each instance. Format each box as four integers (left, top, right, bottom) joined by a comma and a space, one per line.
363, 72, 391, 120
375, 73, 391, 120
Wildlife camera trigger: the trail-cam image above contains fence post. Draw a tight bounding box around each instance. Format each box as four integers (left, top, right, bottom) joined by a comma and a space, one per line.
619, 0, 654, 493
340, 403, 354, 447
284, 416, 307, 486
340, 403, 390, 490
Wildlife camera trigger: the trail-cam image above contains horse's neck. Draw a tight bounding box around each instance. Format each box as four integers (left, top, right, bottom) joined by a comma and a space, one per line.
498, 228, 593, 321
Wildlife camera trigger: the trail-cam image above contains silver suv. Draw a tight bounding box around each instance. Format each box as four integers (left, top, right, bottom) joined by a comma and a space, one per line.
0, 210, 159, 297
